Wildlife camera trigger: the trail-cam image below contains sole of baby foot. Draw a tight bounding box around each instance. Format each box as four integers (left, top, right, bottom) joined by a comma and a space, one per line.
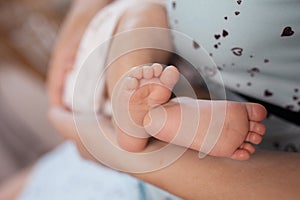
225, 103, 267, 160
196, 102, 267, 161
112, 63, 179, 152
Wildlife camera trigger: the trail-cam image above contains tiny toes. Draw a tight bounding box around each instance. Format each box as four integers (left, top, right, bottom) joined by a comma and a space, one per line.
231, 149, 251, 161
124, 77, 138, 90
240, 142, 255, 154
152, 63, 163, 77
246, 132, 263, 144
246, 103, 267, 122
130, 67, 143, 79
143, 66, 154, 79
250, 122, 266, 135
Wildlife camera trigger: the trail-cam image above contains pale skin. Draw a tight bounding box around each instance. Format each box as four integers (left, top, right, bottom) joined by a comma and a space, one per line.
92, 0, 267, 160
47, 0, 267, 160
48, 109, 300, 200
113, 64, 267, 160
0, 0, 293, 199
1, 109, 299, 200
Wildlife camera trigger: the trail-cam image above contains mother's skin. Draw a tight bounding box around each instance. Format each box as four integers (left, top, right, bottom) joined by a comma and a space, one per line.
1, 107, 299, 200
48, 107, 299, 200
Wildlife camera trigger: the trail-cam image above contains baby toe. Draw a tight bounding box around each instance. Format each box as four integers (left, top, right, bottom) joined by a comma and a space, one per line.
246, 132, 263, 145
240, 142, 255, 154
143, 65, 154, 79
129, 66, 143, 79
250, 122, 266, 135
124, 77, 139, 90
152, 63, 163, 77
160, 65, 179, 88
246, 103, 267, 122
230, 149, 251, 161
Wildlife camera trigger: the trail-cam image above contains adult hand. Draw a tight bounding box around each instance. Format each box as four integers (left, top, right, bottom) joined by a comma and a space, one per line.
48, 106, 183, 172
47, 0, 113, 107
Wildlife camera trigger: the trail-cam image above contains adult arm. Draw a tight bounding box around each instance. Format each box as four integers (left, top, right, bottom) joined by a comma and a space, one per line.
49, 107, 300, 200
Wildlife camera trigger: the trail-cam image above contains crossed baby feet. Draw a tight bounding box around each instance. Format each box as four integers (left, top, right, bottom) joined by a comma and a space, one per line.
111, 64, 267, 161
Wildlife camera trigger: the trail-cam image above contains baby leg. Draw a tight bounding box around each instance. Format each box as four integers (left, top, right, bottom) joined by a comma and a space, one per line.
106, 3, 172, 151
112, 64, 179, 152
144, 97, 267, 161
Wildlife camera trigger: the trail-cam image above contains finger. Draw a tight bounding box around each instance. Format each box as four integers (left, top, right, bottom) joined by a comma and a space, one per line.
47, 12, 87, 106
47, 0, 114, 107
47, 64, 68, 107
47, 29, 79, 106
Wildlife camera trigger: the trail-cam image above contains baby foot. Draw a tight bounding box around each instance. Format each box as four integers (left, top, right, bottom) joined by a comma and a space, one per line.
144, 97, 267, 161
210, 101, 267, 160
111, 63, 179, 152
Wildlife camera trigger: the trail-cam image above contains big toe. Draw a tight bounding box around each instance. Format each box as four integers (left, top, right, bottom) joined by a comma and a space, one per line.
160, 65, 180, 89
246, 103, 267, 122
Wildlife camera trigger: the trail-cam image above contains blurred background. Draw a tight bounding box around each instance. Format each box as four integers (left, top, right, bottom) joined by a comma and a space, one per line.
0, 0, 72, 183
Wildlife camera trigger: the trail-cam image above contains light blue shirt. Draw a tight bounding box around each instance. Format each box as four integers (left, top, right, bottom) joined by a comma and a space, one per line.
19, 142, 181, 200
167, 0, 300, 112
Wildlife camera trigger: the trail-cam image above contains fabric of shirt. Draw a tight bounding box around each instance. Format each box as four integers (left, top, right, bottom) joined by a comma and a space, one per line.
167, 0, 300, 112
18, 142, 181, 200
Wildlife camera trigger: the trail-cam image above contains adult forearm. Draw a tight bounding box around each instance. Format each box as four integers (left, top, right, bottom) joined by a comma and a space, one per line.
49, 107, 300, 200
133, 149, 300, 200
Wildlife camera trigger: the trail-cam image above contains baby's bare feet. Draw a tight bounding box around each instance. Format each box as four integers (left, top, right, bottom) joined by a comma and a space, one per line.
144, 97, 267, 161
112, 64, 179, 152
